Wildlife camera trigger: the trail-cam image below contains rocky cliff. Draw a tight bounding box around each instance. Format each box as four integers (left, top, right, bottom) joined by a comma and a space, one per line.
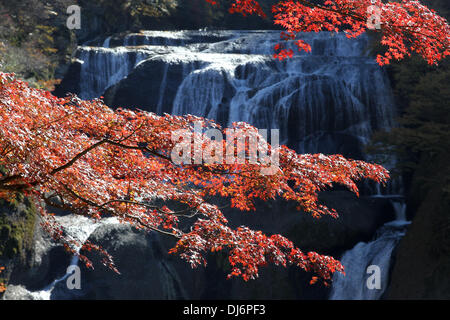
3, 191, 395, 300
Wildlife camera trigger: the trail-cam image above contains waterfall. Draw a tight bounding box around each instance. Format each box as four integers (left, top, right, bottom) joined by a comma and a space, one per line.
39, 29, 402, 300
170, 31, 395, 157
78, 46, 150, 99
77, 30, 234, 100
75, 30, 396, 162
329, 199, 410, 300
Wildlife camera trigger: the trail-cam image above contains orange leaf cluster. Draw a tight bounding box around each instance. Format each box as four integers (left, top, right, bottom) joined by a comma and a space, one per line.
0, 73, 389, 283
0, 266, 5, 293
210, 0, 450, 65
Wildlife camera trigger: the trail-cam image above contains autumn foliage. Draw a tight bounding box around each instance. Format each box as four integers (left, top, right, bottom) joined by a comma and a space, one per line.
1, 0, 447, 289
0, 73, 390, 284
0, 266, 5, 293
207, 0, 450, 65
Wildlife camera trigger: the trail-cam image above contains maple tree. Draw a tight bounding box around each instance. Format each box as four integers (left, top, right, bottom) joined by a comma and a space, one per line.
3, 0, 446, 290
0, 72, 390, 284
206, 0, 450, 65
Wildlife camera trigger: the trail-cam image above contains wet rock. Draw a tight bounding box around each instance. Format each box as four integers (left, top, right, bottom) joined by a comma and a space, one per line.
47, 191, 395, 300
53, 59, 82, 97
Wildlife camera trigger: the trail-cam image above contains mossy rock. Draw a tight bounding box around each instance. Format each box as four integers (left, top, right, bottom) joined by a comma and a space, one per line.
0, 193, 37, 261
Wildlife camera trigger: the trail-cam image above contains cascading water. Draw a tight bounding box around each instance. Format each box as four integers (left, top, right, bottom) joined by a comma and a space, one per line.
329, 199, 410, 300
78, 47, 151, 99
34, 29, 402, 300
77, 30, 234, 100
75, 30, 396, 162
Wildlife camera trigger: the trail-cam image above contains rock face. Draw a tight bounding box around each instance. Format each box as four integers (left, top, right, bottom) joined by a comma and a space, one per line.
30, 191, 395, 300
69, 224, 188, 300
0, 196, 41, 297
387, 154, 450, 299
74, 0, 180, 44
53, 59, 82, 97
386, 192, 450, 299
6, 224, 71, 292
71, 0, 275, 45
104, 53, 189, 115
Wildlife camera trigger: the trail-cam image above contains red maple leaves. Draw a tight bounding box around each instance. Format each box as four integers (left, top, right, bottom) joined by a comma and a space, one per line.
208, 0, 450, 65
2, 0, 445, 290
0, 266, 5, 293
0, 73, 390, 284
